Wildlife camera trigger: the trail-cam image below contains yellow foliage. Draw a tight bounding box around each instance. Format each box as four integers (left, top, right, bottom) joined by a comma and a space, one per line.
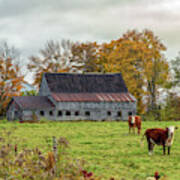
96, 29, 169, 114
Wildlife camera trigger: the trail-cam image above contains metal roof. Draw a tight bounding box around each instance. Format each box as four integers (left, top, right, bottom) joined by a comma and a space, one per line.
51, 93, 136, 102
44, 73, 128, 93
12, 96, 55, 110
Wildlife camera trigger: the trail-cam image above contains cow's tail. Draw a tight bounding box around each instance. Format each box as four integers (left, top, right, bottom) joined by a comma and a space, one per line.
140, 132, 146, 147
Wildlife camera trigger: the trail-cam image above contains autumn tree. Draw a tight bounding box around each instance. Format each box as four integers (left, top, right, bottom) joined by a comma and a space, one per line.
28, 40, 81, 88
0, 43, 24, 115
97, 34, 145, 113
22, 90, 37, 96
0, 41, 21, 64
97, 30, 169, 114
171, 52, 180, 87
71, 41, 101, 72
140, 31, 169, 114
161, 92, 180, 121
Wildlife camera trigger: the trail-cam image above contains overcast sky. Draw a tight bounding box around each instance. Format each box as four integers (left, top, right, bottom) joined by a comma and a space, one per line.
0, 0, 179, 65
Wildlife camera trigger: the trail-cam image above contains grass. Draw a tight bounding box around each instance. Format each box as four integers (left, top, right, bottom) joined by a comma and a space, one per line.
0, 120, 180, 179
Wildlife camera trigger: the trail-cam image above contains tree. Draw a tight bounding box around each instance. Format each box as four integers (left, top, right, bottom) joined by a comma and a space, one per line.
161, 92, 180, 121
140, 30, 169, 114
28, 40, 81, 88
171, 52, 180, 87
0, 58, 24, 115
71, 42, 101, 72
0, 42, 24, 115
96, 29, 169, 114
22, 90, 37, 96
0, 41, 21, 65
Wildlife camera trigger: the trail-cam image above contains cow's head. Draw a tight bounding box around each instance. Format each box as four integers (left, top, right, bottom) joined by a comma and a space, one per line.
131, 116, 135, 124
167, 126, 178, 137
165, 126, 178, 146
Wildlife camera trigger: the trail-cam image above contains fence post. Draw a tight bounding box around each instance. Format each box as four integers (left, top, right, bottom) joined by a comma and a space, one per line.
52, 136, 57, 175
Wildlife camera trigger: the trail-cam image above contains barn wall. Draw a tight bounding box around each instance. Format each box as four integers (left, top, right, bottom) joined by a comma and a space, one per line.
7, 97, 136, 121
7, 101, 136, 121
7, 105, 55, 121
40, 95, 136, 121
49, 101, 137, 121
6, 102, 20, 121
38, 75, 51, 96
21, 108, 56, 121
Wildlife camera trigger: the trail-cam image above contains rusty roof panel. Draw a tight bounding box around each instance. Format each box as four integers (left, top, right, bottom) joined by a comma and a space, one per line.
51, 93, 136, 102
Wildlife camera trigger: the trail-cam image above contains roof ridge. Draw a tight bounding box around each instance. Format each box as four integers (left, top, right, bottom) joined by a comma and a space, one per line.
44, 72, 122, 75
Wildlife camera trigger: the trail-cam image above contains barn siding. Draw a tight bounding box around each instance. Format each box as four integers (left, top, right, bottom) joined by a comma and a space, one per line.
53, 101, 136, 121
6, 101, 20, 121
38, 75, 51, 96
7, 99, 136, 121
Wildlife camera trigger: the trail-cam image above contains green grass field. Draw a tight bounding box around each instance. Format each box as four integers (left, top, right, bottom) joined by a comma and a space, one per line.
1, 120, 180, 179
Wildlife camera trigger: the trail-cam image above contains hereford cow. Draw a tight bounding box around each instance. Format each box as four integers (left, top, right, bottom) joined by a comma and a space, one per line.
143, 126, 178, 155
128, 115, 141, 135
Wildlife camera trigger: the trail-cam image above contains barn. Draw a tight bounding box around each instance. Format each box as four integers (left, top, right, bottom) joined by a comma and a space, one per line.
7, 73, 136, 121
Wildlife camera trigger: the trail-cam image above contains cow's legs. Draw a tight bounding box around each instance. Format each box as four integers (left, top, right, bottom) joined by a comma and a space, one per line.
133, 127, 135, 134
148, 144, 152, 155
129, 126, 131, 134
147, 139, 154, 155
137, 128, 141, 135
168, 146, 171, 155
163, 143, 166, 155
149, 143, 154, 155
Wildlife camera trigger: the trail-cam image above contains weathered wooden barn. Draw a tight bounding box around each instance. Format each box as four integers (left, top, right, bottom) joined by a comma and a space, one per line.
7, 73, 136, 121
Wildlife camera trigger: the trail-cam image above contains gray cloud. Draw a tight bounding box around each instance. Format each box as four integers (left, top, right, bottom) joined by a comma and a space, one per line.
0, 0, 179, 64
0, 0, 133, 18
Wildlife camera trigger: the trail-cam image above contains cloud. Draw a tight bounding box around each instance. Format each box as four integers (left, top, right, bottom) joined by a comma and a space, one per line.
0, 0, 179, 62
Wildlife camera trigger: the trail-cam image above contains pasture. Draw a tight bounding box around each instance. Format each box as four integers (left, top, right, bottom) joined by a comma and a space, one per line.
0, 120, 180, 179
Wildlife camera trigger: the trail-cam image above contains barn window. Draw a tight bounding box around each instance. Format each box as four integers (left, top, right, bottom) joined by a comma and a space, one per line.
85, 111, 90, 116
66, 111, 71, 116
58, 111, 62, 116
75, 111, 79, 116
49, 111, 53, 116
107, 111, 111, 116
40, 111, 44, 116
128, 112, 132, 116
15, 111, 18, 116
117, 111, 122, 117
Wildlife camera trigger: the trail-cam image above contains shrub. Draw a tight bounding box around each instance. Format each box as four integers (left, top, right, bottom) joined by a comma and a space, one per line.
0, 127, 113, 180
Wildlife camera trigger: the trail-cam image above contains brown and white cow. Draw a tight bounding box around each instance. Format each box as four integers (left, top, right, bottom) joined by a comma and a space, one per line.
143, 126, 178, 155
128, 115, 142, 135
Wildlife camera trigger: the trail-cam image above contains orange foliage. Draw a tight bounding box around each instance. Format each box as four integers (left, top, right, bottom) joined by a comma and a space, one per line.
0, 57, 24, 115
46, 152, 56, 170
